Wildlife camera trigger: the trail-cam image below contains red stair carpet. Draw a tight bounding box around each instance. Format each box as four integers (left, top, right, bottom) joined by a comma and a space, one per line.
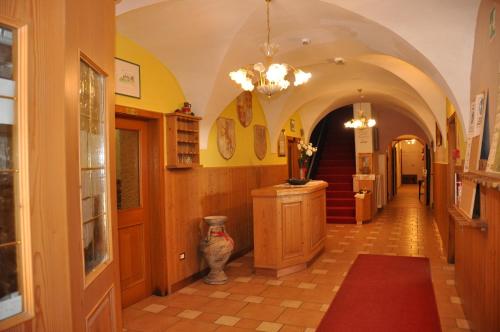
317, 255, 442, 332
315, 108, 356, 223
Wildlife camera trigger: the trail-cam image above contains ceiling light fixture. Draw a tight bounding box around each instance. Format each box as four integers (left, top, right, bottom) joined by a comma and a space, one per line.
344, 89, 377, 129
229, 0, 311, 97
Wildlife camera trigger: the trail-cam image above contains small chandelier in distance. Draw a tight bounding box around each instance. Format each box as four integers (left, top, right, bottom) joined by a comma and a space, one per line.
344, 89, 376, 129
229, 0, 311, 97
344, 112, 377, 129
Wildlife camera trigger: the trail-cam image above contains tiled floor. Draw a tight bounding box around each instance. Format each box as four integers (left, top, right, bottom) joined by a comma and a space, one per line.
123, 185, 470, 332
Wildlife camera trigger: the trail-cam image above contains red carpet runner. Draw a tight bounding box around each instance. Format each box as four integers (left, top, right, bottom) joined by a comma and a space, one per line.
317, 255, 442, 332
315, 108, 356, 223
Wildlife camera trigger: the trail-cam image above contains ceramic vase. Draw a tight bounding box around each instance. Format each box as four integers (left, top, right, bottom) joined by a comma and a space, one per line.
200, 216, 234, 284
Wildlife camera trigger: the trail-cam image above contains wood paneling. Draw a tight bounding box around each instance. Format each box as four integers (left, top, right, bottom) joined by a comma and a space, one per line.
164, 164, 287, 290
433, 163, 451, 261
86, 289, 115, 332
455, 187, 500, 332
281, 201, 304, 260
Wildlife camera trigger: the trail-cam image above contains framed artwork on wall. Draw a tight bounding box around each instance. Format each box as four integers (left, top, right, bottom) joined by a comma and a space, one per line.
115, 58, 141, 98
290, 119, 296, 132
358, 153, 373, 174
278, 129, 286, 157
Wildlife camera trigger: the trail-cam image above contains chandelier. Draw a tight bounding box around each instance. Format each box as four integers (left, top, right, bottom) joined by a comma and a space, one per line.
229, 0, 311, 97
344, 111, 376, 129
344, 89, 376, 129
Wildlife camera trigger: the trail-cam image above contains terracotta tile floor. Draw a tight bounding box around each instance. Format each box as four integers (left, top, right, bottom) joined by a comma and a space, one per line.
123, 185, 470, 332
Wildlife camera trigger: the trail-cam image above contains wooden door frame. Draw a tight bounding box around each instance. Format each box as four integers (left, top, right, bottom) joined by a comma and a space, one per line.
115, 105, 168, 296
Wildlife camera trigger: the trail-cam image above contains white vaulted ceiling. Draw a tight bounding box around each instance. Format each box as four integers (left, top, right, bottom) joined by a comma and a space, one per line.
116, 0, 480, 149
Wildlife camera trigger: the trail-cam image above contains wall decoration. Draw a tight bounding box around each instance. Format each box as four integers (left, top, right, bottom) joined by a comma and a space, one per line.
487, 70, 500, 173
358, 153, 373, 174
217, 117, 236, 160
278, 129, 286, 157
290, 119, 296, 132
464, 93, 486, 172
254, 125, 267, 160
115, 58, 141, 98
236, 91, 253, 127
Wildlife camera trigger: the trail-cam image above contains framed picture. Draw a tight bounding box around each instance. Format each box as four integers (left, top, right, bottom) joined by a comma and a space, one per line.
358, 153, 372, 174
115, 58, 141, 98
290, 119, 296, 132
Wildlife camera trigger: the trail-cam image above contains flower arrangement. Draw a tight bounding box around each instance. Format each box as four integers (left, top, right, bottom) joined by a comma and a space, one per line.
297, 140, 318, 179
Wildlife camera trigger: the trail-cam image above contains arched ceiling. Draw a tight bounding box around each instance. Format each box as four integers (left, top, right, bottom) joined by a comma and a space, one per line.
116, 0, 480, 148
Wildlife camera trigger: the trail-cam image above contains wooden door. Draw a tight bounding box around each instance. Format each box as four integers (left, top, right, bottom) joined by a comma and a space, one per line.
115, 117, 152, 308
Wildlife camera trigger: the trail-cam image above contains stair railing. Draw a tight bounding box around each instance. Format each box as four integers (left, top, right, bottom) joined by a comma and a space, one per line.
308, 118, 328, 179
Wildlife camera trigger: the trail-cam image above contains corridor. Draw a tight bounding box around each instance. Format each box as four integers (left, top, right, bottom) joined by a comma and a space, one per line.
123, 185, 468, 332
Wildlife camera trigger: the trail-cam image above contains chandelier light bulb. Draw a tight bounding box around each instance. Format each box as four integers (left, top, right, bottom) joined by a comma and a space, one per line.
294, 70, 312, 86
266, 64, 287, 82
229, 70, 247, 85
368, 119, 376, 127
241, 80, 255, 91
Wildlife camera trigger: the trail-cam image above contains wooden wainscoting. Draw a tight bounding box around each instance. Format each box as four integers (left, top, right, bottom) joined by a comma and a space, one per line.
433, 162, 451, 261
455, 186, 500, 332
164, 164, 287, 291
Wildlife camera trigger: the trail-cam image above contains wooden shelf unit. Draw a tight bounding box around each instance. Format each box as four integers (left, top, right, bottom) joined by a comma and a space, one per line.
166, 113, 201, 168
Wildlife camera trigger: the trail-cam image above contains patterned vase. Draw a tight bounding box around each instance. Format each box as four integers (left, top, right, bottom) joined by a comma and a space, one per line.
200, 216, 234, 284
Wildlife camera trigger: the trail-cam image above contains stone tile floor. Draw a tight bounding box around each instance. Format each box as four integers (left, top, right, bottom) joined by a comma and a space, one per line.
123, 185, 470, 332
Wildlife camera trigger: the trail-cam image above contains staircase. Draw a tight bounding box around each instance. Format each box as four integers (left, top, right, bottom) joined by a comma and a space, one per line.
314, 108, 356, 224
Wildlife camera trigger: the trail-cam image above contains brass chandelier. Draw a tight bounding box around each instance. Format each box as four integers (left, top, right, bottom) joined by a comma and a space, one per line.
229, 0, 311, 97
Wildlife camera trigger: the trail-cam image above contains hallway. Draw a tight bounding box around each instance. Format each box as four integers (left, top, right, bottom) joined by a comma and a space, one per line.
123, 185, 469, 332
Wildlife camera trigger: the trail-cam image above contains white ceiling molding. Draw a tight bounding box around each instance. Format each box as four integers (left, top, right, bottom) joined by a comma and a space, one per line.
357, 54, 447, 139
294, 91, 435, 152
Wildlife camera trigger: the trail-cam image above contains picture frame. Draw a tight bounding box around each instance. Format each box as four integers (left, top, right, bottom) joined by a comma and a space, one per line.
278, 129, 286, 157
358, 153, 373, 174
115, 58, 141, 98
289, 119, 296, 132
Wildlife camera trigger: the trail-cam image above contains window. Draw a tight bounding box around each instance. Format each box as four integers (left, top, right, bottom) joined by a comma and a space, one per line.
79, 59, 110, 276
0, 23, 32, 325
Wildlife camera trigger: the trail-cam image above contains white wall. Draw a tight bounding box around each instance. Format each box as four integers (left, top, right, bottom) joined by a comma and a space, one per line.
400, 140, 425, 179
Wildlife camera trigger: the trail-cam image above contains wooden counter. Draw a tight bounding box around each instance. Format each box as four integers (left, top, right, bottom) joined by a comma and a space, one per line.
251, 180, 328, 277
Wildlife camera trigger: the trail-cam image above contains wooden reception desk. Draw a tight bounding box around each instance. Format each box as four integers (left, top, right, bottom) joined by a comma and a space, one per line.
251, 180, 327, 277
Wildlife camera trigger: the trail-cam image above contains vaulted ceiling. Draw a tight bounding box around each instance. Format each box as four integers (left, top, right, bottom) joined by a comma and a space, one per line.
116, 0, 480, 149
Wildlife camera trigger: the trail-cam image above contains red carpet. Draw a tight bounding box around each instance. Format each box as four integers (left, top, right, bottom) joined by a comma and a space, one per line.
315, 108, 356, 223
317, 255, 442, 332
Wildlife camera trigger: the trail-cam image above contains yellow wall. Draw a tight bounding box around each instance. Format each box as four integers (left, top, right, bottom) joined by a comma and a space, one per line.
200, 94, 303, 167
115, 33, 185, 113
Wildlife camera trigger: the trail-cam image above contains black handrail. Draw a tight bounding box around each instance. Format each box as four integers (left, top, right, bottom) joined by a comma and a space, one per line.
308, 117, 328, 179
